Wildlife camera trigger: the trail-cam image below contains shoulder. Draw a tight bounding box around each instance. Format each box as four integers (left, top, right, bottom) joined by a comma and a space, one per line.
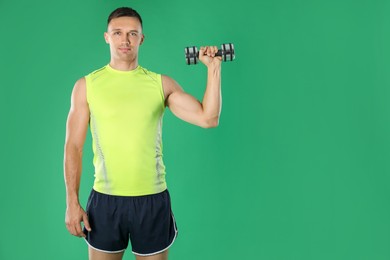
85, 65, 108, 82
161, 75, 181, 90
74, 77, 86, 87
89, 65, 107, 75
161, 75, 184, 100
137, 66, 161, 83
72, 77, 86, 99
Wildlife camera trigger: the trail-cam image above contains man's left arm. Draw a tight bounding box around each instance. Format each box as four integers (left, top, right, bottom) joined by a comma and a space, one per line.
163, 46, 222, 128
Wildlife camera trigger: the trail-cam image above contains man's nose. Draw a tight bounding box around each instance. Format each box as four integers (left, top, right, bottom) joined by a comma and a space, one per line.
121, 34, 130, 44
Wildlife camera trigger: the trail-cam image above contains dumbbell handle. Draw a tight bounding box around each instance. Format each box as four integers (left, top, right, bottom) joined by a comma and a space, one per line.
197, 49, 224, 57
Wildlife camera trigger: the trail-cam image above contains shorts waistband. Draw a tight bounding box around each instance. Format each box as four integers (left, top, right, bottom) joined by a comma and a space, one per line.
91, 188, 168, 199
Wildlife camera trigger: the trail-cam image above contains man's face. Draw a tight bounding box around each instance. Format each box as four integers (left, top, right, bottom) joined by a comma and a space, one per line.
104, 16, 144, 61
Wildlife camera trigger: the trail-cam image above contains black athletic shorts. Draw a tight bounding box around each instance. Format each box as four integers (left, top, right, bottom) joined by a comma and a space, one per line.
83, 189, 178, 256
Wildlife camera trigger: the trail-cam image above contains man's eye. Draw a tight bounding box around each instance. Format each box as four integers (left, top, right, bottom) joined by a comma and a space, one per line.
114, 32, 121, 35
131, 33, 138, 36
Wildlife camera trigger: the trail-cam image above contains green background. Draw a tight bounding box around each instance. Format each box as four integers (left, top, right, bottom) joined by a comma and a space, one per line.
1, 0, 390, 259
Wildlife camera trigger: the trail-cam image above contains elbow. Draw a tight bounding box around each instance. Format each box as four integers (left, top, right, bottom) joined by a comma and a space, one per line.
201, 117, 220, 128
64, 141, 84, 155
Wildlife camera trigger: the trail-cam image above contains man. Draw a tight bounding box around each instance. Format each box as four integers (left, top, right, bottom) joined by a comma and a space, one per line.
64, 7, 222, 260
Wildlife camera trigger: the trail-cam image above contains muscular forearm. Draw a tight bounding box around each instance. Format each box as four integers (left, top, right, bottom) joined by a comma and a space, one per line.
201, 65, 222, 126
64, 145, 83, 206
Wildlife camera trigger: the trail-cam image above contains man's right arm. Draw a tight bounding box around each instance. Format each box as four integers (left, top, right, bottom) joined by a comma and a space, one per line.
63, 77, 91, 237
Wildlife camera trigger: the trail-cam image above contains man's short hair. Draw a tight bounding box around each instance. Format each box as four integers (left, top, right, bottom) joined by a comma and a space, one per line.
107, 7, 143, 28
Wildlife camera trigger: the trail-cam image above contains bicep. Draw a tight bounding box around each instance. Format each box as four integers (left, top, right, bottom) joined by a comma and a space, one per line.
65, 78, 90, 151
167, 91, 203, 119
163, 75, 206, 126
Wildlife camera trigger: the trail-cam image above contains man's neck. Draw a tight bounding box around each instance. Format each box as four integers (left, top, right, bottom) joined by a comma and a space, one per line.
109, 59, 139, 71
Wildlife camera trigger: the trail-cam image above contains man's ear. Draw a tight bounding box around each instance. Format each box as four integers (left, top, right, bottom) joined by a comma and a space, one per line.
140, 34, 145, 45
104, 32, 109, 44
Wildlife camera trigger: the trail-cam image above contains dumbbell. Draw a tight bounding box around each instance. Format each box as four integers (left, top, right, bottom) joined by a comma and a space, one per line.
184, 43, 235, 65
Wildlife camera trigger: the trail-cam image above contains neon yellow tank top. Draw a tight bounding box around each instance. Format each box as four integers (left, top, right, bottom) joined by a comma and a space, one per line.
85, 64, 167, 196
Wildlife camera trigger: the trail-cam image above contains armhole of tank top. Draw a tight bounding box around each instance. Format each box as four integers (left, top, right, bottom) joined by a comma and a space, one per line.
158, 74, 166, 109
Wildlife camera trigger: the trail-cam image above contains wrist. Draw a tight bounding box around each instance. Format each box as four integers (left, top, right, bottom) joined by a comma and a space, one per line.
207, 63, 221, 71
207, 65, 221, 78
66, 194, 80, 207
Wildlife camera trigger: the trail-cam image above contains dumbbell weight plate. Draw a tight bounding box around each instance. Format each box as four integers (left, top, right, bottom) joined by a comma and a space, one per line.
221, 43, 235, 62
184, 46, 198, 65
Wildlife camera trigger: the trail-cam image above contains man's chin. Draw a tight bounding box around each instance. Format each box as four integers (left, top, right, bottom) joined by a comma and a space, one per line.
115, 52, 135, 59
117, 56, 137, 63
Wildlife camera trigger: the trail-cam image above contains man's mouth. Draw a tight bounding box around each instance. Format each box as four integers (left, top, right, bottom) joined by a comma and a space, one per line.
119, 47, 131, 52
